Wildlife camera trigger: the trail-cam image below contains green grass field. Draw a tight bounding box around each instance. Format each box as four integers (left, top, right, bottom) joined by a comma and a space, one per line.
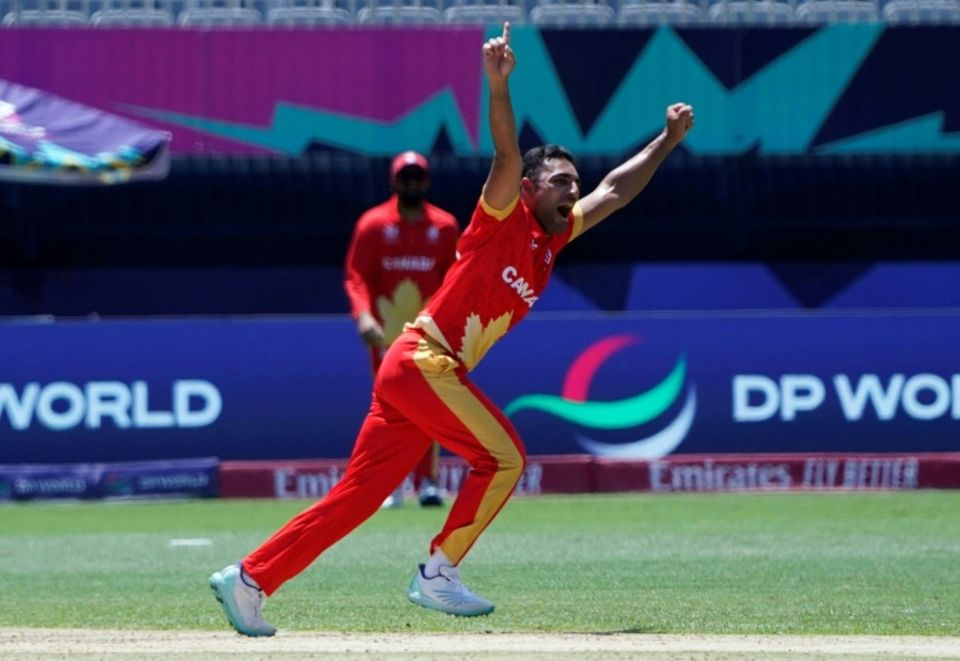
1, 491, 958, 635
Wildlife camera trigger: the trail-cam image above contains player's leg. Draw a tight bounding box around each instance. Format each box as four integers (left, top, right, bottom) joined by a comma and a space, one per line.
413, 442, 443, 507
382, 333, 525, 615
243, 396, 431, 595
370, 347, 407, 509
210, 391, 431, 635
407, 369, 525, 566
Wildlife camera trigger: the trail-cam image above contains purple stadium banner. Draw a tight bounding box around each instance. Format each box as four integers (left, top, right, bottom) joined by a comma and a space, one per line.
0, 27, 955, 157
0, 79, 171, 184
0, 29, 484, 154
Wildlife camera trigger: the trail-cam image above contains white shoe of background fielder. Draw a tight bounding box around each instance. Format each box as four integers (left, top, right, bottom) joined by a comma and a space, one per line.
407, 563, 495, 616
381, 486, 404, 509
418, 479, 444, 507
208, 563, 276, 637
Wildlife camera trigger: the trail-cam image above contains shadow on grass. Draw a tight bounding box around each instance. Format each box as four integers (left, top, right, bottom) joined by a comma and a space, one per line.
589, 627, 660, 634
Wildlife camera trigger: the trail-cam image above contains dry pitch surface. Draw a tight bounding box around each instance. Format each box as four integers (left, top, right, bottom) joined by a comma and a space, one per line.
2, 629, 959, 660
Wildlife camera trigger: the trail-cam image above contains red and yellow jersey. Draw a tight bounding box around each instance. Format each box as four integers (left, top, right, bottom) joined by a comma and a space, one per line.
410, 195, 583, 371
344, 195, 459, 345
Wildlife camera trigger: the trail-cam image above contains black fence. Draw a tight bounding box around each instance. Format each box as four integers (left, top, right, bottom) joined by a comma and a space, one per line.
1, 152, 958, 269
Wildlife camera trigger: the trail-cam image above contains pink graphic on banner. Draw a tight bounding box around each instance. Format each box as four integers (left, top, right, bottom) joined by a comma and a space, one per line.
0, 29, 484, 153
561, 334, 642, 402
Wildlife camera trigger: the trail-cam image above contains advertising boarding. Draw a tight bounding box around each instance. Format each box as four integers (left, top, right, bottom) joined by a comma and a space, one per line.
1, 312, 958, 463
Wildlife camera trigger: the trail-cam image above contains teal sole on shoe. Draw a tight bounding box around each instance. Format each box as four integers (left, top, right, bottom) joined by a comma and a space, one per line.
407, 580, 495, 618
208, 572, 275, 638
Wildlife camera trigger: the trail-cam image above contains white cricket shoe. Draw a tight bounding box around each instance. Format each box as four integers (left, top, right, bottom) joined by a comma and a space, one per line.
407, 564, 495, 617
381, 486, 404, 509
208, 563, 276, 637
418, 479, 444, 507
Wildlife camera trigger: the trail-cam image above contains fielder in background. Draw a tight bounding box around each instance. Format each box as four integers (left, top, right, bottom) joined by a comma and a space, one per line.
343, 151, 460, 508
209, 22, 693, 636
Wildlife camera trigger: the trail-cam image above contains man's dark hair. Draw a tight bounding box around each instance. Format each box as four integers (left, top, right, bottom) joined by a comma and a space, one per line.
522, 144, 576, 180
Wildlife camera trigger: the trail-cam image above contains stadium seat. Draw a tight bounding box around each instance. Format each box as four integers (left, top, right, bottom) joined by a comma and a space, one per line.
617, 0, 702, 25
881, 0, 960, 21
266, 5, 352, 23
91, 9, 177, 24
794, 0, 878, 21
529, 0, 615, 26
356, 2, 442, 23
178, 0, 264, 24
443, 0, 525, 24
3, 7, 88, 24
707, 0, 795, 24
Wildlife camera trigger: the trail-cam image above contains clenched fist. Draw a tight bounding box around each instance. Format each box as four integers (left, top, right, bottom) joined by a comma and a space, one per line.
665, 102, 695, 144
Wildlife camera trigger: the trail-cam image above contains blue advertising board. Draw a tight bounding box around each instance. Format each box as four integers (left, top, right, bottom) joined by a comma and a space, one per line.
1, 311, 959, 463
484, 313, 960, 457
0, 318, 371, 463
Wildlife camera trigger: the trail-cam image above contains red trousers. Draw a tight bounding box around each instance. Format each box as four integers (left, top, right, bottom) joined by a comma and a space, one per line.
371, 344, 439, 490
244, 330, 526, 596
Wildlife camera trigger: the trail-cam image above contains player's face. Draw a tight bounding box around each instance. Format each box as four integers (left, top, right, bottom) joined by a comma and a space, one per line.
393, 167, 429, 206
522, 158, 581, 235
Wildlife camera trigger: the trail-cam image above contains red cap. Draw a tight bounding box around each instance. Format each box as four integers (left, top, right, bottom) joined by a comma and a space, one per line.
390, 151, 429, 180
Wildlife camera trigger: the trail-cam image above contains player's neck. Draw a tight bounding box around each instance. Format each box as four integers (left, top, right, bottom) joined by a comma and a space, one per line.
398, 202, 426, 223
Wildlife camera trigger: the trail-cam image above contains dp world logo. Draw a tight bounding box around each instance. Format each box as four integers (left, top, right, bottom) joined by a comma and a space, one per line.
504, 334, 696, 458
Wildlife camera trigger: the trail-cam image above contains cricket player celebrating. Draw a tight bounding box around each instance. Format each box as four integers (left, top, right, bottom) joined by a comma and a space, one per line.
209, 23, 694, 635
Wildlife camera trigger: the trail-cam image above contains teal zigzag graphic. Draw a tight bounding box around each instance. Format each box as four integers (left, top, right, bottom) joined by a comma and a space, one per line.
126, 89, 475, 156
817, 112, 960, 154
585, 24, 882, 154
487, 24, 884, 155
127, 25, 960, 156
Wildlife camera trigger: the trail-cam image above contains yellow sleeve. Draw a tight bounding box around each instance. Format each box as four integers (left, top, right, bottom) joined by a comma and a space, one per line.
479, 194, 520, 222
568, 202, 585, 242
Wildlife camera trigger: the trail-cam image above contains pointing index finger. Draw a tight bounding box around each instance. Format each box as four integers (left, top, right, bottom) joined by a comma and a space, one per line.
503, 21, 510, 45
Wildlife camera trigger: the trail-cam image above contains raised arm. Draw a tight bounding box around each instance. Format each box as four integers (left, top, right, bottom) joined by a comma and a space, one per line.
481, 23, 523, 211
577, 102, 695, 234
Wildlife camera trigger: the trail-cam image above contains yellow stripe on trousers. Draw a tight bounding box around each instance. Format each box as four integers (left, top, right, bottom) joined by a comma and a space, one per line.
414, 343, 524, 563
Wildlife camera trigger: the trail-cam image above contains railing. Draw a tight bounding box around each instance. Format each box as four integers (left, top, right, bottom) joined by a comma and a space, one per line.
2, 0, 959, 26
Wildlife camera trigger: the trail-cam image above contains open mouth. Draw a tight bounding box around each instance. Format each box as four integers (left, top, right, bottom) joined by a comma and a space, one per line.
557, 204, 572, 218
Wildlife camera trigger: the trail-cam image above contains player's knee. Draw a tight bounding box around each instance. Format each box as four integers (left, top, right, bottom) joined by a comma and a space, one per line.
498, 444, 525, 477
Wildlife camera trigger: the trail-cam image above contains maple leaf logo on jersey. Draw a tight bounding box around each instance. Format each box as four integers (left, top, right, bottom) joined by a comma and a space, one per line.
376, 279, 424, 345
457, 312, 512, 371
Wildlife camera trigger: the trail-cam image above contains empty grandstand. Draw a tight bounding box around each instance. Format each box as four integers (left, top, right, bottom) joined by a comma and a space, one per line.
2, 0, 960, 25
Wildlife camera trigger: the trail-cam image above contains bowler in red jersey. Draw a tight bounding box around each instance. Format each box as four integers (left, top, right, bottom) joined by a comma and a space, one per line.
209, 22, 694, 635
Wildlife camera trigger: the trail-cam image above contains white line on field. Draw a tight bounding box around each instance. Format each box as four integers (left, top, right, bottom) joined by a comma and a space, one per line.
168, 538, 212, 547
